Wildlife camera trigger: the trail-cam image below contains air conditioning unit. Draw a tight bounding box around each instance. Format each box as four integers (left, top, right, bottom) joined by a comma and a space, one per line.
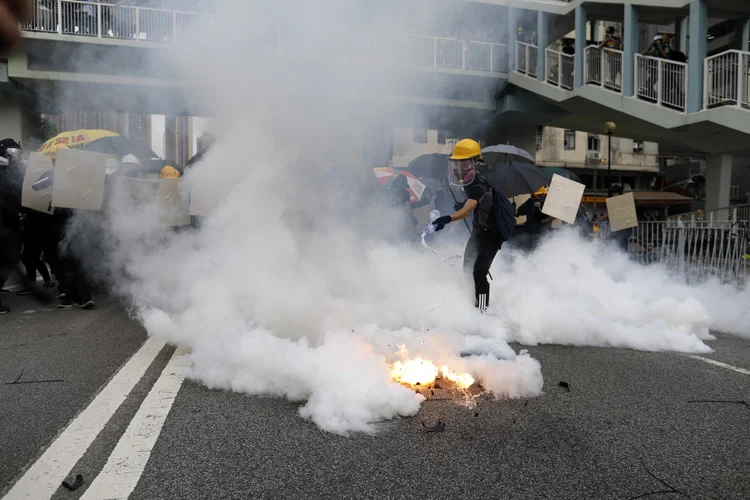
588, 152, 602, 161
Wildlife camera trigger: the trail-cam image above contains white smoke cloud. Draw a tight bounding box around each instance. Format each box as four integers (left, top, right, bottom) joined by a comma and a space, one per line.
54, 0, 750, 434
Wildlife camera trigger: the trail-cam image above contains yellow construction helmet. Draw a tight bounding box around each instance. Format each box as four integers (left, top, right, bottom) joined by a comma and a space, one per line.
534, 186, 548, 197
449, 139, 482, 160
160, 165, 180, 179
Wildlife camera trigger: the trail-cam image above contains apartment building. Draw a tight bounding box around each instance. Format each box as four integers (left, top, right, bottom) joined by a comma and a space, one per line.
535, 126, 659, 192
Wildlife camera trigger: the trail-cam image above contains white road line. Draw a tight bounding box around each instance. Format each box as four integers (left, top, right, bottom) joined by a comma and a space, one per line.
81, 347, 190, 500
2, 338, 166, 500
688, 355, 750, 376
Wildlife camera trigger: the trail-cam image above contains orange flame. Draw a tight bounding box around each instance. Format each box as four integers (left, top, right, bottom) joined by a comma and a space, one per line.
390, 346, 475, 389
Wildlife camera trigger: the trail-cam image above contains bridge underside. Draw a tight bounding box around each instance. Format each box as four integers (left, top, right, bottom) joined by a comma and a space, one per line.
506, 76, 750, 156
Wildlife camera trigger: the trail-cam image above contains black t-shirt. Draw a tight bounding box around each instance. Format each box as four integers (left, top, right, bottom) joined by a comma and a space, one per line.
517, 197, 545, 233
464, 176, 494, 229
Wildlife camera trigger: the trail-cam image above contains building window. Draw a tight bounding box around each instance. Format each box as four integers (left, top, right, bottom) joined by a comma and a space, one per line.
437, 130, 446, 145
564, 130, 576, 150
587, 135, 600, 152
536, 126, 543, 151
633, 140, 644, 152
413, 129, 427, 144
731, 182, 740, 200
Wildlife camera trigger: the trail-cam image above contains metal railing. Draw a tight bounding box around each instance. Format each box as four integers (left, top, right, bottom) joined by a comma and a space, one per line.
23, 0, 208, 42
546, 49, 574, 89
584, 46, 622, 92
635, 54, 688, 112
22, 1, 509, 75
515, 41, 538, 78
704, 50, 750, 109
599, 220, 747, 285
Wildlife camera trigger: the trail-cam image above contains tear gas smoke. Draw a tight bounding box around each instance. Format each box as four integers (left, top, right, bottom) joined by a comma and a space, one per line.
52, 0, 750, 434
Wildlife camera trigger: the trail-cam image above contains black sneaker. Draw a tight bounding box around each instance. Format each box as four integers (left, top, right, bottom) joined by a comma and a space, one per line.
58, 300, 75, 309
79, 300, 96, 310
0, 306, 10, 314
56, 293, 67, 300
16, 289, 33, 296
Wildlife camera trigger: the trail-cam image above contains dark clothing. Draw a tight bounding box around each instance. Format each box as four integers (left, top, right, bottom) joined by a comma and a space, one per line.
0, 226, 22, 306
42, 209, 92, 305
463, 227, 502, 307
464, 176, 495, 230
516, 197, 545, 234
388, 175, 411, 205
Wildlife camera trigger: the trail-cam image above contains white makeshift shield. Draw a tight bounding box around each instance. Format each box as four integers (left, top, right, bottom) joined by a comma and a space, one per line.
22, 153, 54, 214
606, 192, 638, 232
51, 148, 108, 211
541, 174, 585, 224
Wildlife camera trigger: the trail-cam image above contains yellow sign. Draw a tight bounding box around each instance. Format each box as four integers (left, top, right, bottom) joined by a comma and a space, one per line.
581, 196, 607, 204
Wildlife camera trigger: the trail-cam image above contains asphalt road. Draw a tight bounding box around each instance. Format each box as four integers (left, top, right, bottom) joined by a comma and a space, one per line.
2, 294, 749, 500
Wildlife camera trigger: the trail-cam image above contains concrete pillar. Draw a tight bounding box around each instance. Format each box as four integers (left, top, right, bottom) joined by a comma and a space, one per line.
674, 17, 688, 52
508, 7, 517, 71
574, 4, 586, 88
164, 115, 177, 165
591, 20, 600, 42
537, 10, 548, 82
623, 4, 639, 97
705, 154, 733, 216
0, 93, 38, 149
688, 0, 707, 113
735, 19, 750, 51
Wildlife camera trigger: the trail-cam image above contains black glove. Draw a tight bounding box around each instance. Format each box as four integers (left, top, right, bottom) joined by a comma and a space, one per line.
434, 215, 452, 231
454, 200, 466, 211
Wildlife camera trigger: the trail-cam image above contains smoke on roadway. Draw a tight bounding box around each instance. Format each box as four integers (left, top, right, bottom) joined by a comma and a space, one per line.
50, 0, 750, 433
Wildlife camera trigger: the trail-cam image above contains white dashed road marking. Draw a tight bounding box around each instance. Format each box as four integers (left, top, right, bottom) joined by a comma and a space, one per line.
81, 347, 190, 500
2, 338, 166, 500
688, 355, 750, 376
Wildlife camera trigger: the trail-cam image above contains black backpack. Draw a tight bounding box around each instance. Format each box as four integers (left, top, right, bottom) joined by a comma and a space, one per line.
473, 177, 516, 243
492, 189, 517, 242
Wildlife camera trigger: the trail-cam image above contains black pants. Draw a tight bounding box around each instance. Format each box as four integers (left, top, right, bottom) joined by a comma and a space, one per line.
463, 228, 502, 308
21, 231, 51, 283
40, 222, 91, 304
0, 227, 22, 306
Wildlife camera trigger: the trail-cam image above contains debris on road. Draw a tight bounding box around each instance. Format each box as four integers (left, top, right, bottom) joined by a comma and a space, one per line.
688, 399, 750, 411
6, 368, 64, 385
62, 474, 84, 491
422, 420, 446, 432
558, 381, 570, 392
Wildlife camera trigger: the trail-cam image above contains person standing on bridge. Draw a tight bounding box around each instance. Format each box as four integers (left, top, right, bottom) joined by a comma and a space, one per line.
430, 139, 507, 312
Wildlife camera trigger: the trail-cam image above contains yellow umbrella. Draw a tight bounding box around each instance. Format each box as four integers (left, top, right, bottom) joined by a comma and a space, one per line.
38, 129, 119, 156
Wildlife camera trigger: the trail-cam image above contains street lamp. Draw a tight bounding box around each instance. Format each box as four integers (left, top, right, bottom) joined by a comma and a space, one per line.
604, 121, 617, 191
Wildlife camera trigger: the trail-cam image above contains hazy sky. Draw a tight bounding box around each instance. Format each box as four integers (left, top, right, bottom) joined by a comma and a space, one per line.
151, 115, 208, 160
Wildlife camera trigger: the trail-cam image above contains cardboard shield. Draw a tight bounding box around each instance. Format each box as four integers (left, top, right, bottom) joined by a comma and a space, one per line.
158, 179, 190, 227
542, 174, 585, 225
606, 192, 638, 232
51, 149, 108, 211
22, 152, 54, 214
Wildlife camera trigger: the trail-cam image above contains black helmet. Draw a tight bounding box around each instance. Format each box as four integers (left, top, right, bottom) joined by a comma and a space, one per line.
606, 26, 615, 35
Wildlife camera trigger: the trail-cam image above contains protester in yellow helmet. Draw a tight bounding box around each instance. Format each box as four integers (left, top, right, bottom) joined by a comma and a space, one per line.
160, 165, 180, 179
431, 138, 501, 311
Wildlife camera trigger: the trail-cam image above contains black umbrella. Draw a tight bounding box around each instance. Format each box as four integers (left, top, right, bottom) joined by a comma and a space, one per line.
81, 136, 158, 160
407, 153, 449, 181
479, 162, 549, 198
481, 145, 536, 168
